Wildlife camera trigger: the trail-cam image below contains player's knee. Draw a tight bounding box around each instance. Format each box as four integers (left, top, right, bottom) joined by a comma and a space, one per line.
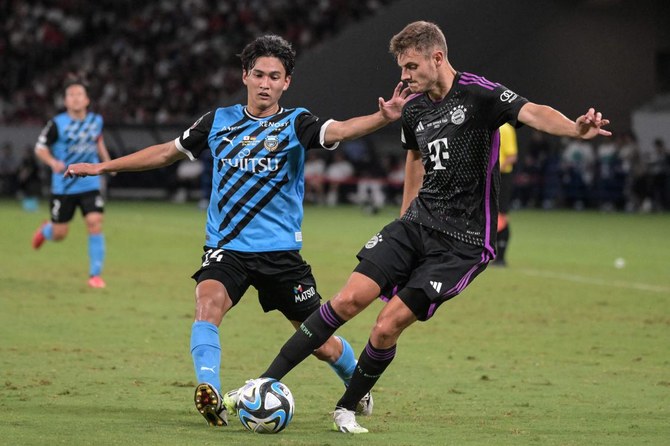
85, 215, 103, 233
370, 318, 403, 347
332, 285, 376, 320
52, 225, 68, 241
331, 292, 362, 320
194, 280, 232, 322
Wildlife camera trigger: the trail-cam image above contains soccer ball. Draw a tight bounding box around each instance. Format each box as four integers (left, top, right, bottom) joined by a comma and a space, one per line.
236, 378, 295, 434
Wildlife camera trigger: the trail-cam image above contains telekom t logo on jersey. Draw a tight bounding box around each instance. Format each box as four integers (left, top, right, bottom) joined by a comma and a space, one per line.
427, 138, 449, 170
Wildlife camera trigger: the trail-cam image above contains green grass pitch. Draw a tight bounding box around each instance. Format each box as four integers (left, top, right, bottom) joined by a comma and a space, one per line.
1, 199, 668, 445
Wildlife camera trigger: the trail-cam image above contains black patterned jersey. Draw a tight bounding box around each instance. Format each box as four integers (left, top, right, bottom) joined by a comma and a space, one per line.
400, 72, 528, 255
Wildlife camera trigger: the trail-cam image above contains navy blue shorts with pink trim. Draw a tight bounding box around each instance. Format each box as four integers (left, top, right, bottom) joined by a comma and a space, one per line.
355, 219, 491, 321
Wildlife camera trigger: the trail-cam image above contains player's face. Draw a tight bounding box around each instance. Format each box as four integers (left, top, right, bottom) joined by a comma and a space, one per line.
243, 56, 291, 116
397, 48, 439, 94
64, 84, 90, 115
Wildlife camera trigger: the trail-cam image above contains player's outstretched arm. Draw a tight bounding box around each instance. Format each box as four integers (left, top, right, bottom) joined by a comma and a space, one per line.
323, 82, 410, 145
35, 146, 66, 173
518, 103, 611, 140
65, 140, 186, 178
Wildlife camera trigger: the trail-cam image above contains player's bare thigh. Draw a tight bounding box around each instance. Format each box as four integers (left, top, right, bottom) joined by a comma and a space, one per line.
330, 272, 381, 320
194, 279, 234, 325
369, 295, 417, 349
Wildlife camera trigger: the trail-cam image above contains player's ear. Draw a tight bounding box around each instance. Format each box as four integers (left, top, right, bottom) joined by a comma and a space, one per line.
283, 75, 291, 91
433, 49, 444, 67
242, 69, 249, 85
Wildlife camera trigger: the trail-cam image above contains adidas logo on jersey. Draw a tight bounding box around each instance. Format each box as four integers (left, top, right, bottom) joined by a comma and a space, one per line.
430, 281, 443, 293
415, 121, 425, 133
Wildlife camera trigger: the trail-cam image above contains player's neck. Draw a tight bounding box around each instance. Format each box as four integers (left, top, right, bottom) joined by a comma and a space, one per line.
427, 65, 457, 102
246, 103, 280, 118
67, 109, 87, 120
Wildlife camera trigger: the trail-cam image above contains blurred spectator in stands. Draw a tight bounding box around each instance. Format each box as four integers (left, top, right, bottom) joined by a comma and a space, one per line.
644, 138, 669, 211
561, 137, 595, 210
385, 154, 405, 206
618, 131, 645, 212
513, 130, 546, 208
171, 158, 204, 203
594, 136, 625, 211
353, 142, 386, 214
325, 151, 355, 206
2, 0, 394, 125
540, 143, 562, 210
304, 150, 326, 205
511, 154, 538, 208
0, 142, 19, 197
198, 148, 213, 210
341, 138, 370, 166
16, 145, 41, 212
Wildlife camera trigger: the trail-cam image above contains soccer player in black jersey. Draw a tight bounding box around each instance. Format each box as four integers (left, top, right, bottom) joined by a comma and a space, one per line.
66, 35, 409, 427
255, 21, 611, 433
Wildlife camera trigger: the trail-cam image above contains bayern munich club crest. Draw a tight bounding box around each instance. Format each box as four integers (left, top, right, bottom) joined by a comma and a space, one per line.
264, 135, 280, 152
365, 233, 383, 249
450, 105, 467, 125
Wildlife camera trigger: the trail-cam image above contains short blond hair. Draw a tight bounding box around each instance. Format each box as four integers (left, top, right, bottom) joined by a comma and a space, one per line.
389, 21, 448, 58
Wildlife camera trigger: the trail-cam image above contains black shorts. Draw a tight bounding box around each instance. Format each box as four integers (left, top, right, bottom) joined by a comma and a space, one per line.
355, 219, 491, 321
50, 190, 104, 223
192, 249, 321, 322
499, 172, 513, 214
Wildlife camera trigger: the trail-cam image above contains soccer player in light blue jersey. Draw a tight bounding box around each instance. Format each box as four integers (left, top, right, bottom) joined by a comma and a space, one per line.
32, 78, 114, 289
65, 35, 410, 427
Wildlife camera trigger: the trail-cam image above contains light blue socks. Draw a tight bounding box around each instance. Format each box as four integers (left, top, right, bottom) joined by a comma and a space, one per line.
191, 321, 221, 392
329, 336, 357, 386
88, 233, 105, 276
42, 223, 53, 240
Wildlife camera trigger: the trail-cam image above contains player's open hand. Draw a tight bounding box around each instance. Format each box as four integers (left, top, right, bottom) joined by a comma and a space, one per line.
576, 108, 611, 139
379, 82, 411, 122
64, 163, 101, 178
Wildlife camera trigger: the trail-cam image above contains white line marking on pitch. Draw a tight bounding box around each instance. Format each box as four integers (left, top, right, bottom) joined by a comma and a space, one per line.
518, 269, 670, 294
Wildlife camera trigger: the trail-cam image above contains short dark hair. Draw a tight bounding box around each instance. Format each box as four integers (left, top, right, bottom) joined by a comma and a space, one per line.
239, 35, 296, 76
389, 21, 448, 59
63, 74, 89, 95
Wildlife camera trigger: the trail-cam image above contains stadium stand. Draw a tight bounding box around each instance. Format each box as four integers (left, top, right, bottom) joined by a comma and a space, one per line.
1, 0, 395, 125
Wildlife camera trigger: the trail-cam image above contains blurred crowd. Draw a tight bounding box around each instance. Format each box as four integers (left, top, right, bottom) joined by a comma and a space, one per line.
2, 1, 668, 213
1, 0, 393, 125
2, 131, 669, 213
513, 131, 670, 213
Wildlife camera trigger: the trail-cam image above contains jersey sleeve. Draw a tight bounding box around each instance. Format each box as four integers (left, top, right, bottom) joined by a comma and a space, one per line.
401, 117, 419, 151
485, 84, 529, 129
295, 112, 340, 151
175, 111, 214, 160
35, 119, 58, 151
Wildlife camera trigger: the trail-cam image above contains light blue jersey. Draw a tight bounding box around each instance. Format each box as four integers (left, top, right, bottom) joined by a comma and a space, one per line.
36, 112, 104, 195
176, 105, 337, 252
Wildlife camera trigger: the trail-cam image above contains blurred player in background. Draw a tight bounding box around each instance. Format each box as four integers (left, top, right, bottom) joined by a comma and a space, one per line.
492, 123, 518, 266
253, 21, 611, 434
32, 78, 113, 289
65, 35, 409, 427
